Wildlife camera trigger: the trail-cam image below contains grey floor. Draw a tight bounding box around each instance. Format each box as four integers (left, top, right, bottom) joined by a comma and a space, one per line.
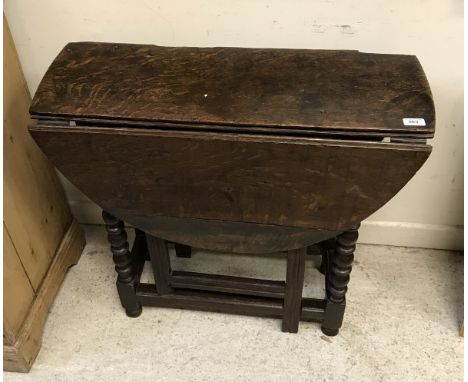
4, 226, 464, 382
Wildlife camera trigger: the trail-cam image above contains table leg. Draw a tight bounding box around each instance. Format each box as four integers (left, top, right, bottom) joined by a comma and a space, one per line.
102, 211, 142, 317
146, 234, 174, 295
321, 224, 359, 336
282, 248, 307, 333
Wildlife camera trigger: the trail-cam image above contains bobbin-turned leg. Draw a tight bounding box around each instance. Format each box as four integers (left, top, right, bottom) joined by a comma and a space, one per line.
321, 224, 359, 336
102, 211, 142, 317
175, 243, 192, 258
282, 248, 307, 333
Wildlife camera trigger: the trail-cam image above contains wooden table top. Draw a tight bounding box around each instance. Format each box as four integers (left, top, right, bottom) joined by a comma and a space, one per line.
30, 42, 434, 137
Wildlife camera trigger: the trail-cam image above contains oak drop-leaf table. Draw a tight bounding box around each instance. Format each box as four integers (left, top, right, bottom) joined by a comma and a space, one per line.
29, 42, 434, 335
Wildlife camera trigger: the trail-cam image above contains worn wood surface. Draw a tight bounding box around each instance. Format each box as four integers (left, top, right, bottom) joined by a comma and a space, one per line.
30, 42, 435, 136
30, 125, 430, 238
4, 221, 85, 372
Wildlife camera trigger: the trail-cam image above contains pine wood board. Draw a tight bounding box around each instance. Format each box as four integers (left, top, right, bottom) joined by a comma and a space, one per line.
3, 225, 35, 345
3, 221, 85, 372
3, 15, 72, 290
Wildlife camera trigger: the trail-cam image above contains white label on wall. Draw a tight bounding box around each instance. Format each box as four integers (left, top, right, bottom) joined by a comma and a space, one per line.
402, 118, 426, 126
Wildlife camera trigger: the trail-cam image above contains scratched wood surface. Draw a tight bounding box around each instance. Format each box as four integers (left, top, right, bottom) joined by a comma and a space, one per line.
30, 125, 430, 235
30, 42, 434, 136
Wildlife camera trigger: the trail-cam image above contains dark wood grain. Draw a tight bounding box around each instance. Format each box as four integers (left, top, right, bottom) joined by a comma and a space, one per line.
30, 125, 430, 236
30, 42, 434, 136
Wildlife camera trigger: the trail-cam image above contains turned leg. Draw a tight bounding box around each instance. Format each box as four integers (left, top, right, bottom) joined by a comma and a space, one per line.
282, 248, 307, 333
321, 224, 359, 336
102, 211, 142, 317
175, 243, 192, 258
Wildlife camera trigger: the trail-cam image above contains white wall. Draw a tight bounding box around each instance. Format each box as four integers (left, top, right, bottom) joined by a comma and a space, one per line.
5, 0, 463, 249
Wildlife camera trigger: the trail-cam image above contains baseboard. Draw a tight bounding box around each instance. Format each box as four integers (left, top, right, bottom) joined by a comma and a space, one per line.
3, 220, 86, 372
359, 220, 463, 251
69, 199, 463, 251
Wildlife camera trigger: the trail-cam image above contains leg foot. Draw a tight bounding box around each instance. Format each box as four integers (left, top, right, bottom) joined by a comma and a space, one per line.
321, 326, 339, 336
125, 302, 143, 318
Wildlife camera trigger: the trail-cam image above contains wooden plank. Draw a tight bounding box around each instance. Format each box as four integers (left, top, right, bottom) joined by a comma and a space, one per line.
282, 248, 307, 333
3, 221, 85, 372
170, 271, 286, 298
3, 225, 35, 345
30, 125, 430, 233
136, 283, 324, 322
3, 16, 71, 290
30, 42, 434, 136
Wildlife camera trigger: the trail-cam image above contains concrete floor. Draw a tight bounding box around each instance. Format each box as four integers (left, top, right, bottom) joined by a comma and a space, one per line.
4, 225, 463, 382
